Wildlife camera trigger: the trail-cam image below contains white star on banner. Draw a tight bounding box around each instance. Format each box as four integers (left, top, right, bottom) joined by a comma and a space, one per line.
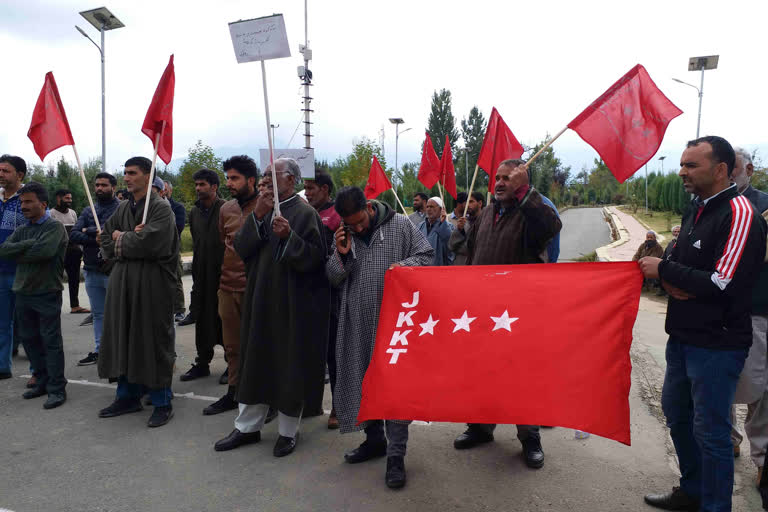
490, 310, 519, 332
419, 315, 439, 336
451, 311, 477, 333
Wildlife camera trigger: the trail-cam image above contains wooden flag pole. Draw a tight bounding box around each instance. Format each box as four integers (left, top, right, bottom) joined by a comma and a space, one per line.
261, 60, 281, 218
391, 189, 407, 215
463, 164, 480, 219
72, 144, 101, 232
142, 121, 165, 225
525, 126, 568, 169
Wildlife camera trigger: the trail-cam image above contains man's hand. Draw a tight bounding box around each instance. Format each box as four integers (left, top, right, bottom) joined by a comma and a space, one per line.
272, 216, 291, 240
254, 191, 274, 220
334, 224, 352, 255
134, 223, 145, 233
388, 263, 402, 271
637, 256, 661, 279
662, 280, 696, 301
456, 217, 466, 232
96, 230, 102, 246
112, 230, 122, 241
510, 164, 530, 194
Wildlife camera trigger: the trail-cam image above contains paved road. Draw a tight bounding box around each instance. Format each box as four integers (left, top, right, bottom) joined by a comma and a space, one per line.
0, 278, 761, 511
558, 207, 612, 261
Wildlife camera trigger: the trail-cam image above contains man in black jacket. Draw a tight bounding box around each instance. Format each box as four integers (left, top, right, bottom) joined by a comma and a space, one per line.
164, 181, 187, 322
638, 136, 767, 512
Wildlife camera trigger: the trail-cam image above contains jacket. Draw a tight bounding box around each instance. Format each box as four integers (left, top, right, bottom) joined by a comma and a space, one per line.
418, 218, 454, 265
741, 185, 768, 314
168, 197, 186, 235
70, 197, 121, 272
0, 192, 25, 274
658, 185, 767, 350
218, 194, 258, 293
632, 241, 664, 261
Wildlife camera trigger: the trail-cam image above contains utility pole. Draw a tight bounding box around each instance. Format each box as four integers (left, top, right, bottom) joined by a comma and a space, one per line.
300, 0, 313, 150
270, 124, 280, 147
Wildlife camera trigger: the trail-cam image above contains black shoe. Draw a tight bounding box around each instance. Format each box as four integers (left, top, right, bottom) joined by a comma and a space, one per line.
77, 352, 98, 366
22, 386, 47, 399
177, 313, 195, 326
521, 437, 545, 469
218, 368, 228, 385
0, 371, 11, 380
148, 405, 174, 427
265, 406, 278, 424
44, 391, 66, 409
11, 346, 18, 357
453, 428, 494, 449
99, 398, 143, 418
385, 456, 407, 489
179, 363, 210, 381
214, 429, 261, 452
79, 314, 93, 326
203, 393, 238, 415
344, 439, 388, 464
273, 434, 298, 457
174, 313, 185, 323
644, 487, 700, 511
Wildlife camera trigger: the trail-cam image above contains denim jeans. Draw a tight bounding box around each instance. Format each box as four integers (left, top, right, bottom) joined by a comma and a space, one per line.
116, 376, 172, 407
83, 270, 109, 353
0, 272, 15, 372
662, 339, 748, 512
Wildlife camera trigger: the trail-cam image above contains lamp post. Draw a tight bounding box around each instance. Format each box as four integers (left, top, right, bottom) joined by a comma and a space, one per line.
76, 7, 124, 173
270, 124, 280, 147
388, 118, 412, 175
659, 155, 666, 174
673, 55, 718, 138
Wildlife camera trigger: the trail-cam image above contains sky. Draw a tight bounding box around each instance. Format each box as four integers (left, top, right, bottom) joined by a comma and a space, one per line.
2, 0, 766, 180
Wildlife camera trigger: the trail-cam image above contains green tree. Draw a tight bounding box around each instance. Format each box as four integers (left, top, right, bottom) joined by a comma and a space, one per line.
527, 136, 570, 201
458, 106, 487, 190
177, 140, 224, 207
426, 89, 459, 158
336, 137, 387, 187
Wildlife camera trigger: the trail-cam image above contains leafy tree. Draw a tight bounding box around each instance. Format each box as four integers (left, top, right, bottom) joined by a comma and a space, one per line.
426, 89, 459, 158
458, 106, 487, 190
177, 140, 225, 207
336, 137, 387, 187
527, 137, 571, 199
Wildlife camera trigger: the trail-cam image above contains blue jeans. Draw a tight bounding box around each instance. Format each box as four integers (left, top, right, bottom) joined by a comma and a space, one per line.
83, 270, 109, 353
662, 339, 748, 512
116, 376, 172, 407
0, 272, 15, 372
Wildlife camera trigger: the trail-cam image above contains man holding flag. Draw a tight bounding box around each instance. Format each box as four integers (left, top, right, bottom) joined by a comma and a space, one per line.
453, 158, 561, 468
97, 156, 179, 428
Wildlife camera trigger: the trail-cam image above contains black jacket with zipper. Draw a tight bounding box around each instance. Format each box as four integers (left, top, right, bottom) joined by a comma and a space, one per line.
658, 185, 767, 350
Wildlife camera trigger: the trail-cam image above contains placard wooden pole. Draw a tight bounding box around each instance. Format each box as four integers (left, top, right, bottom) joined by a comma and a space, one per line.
142, 121, 165, 225
261, 60, 281, 217
72, 144, 101, 232
463, 164, 480, 219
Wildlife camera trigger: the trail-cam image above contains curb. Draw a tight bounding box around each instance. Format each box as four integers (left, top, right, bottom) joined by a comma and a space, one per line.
596, 206, 630, 262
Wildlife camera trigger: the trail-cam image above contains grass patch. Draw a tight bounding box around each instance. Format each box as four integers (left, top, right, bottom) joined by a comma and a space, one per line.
574, 251, 597, 262
180, 229, 193, 255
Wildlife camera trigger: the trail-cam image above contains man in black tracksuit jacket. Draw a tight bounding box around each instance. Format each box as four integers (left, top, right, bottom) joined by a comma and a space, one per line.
639, 136, 767, 512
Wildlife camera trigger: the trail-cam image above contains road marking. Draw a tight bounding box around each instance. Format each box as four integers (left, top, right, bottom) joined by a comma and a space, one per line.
1, 508, 17, 512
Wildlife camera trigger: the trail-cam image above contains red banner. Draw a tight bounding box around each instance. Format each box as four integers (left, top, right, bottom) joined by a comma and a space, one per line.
477, 107, 524, 193
364, 155, 392, 199
142, 55, 175, 165
439, 135, 457, 200
418, 132, 441, 189
27, 72, 75, 161
357, 262, 642, 445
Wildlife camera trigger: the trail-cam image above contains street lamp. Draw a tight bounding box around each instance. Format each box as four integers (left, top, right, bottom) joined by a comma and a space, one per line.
76, 6, 124, 173
389, 118, 412, 175
270, 124, 280, 147
659, 155, 666, 174
673, 55, 718, 138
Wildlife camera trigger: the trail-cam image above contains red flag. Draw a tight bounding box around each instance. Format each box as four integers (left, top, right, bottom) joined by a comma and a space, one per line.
357, 262, 642, 445
568, 64, 682, 184
417, 133, 441, 189
364, 156, 392, 199
477, 107, 524, 193
27, 72, 75, 161
142, 55, 175, 165
439, 135, 457, 200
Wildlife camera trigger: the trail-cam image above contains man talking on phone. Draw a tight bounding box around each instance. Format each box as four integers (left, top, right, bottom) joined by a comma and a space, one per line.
326, 186, 433, 490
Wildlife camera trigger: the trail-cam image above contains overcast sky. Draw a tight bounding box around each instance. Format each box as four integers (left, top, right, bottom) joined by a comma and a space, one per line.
2, 0, 766, 179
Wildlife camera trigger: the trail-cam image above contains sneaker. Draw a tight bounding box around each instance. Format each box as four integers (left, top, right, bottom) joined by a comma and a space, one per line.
77, 352, 99, 366
99, 398, 143, 418
79, 314, 93, 326
179, 363, 210, 381
148, 405, 174, 427
203, 393, 238, 416
177, 313, 195, 326
174, 313, 185, 323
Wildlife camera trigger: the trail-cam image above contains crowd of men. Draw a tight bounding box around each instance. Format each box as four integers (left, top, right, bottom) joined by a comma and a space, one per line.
0, 135, 767, 508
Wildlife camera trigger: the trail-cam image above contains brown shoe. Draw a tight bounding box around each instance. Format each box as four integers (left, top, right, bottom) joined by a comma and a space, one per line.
328, 408, 339, 430
71, 306, 90, 314
26, 375, 38, 389
734, 444, 740, 458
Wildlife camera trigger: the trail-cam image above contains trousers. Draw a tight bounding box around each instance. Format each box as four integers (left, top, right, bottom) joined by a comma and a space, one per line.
235, 403, 301, 438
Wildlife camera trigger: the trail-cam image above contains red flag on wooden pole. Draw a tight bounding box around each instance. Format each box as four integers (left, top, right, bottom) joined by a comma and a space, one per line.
439, 135, 457, 200
477, 108, 524, 193
364, 156, 393, 199
141, 55, 175, 165
417, 132, 441, 189
568, 64, 682, 183
358, 262, 643, 445
27, 72, 75, 161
